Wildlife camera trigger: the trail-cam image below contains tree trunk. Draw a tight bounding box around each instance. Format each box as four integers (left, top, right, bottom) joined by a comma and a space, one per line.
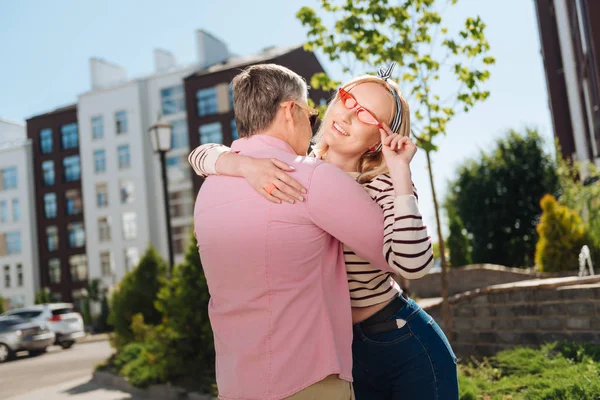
425, 150, 453, 340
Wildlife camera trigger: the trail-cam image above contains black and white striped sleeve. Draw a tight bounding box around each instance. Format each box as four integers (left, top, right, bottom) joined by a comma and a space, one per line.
187, 143, 231, 178
363, 174, 434, 279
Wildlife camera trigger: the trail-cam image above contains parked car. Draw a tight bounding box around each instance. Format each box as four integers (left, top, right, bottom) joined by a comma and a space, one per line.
1, 303, 85, 349
0, 316, 55, 362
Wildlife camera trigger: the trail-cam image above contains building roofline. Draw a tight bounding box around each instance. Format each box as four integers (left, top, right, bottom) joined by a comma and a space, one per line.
184, 44, 307, 80
26, 104, 77, 122
0, 117, 25, 127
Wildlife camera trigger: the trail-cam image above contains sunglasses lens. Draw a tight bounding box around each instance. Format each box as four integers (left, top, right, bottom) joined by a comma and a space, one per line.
357, 109, 379, 125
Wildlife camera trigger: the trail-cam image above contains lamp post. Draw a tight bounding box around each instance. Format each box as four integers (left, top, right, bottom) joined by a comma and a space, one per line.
148, 119, 175, 277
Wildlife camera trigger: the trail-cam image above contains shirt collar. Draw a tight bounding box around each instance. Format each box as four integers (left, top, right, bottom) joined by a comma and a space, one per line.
231, 134, 298, 155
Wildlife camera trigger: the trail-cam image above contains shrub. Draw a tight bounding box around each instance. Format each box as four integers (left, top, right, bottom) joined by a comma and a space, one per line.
108, 246, 167, 347
447, 212, 472, 267
458, 343, 600, 399
535, 194, 586, 272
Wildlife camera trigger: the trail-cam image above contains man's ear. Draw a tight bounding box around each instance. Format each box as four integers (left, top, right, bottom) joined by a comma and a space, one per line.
282, 102, 295, 124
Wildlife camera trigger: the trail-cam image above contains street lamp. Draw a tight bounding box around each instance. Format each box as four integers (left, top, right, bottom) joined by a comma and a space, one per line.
148, 119, 175, 276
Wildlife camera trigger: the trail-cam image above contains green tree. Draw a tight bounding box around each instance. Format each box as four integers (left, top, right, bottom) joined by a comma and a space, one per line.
297, 0, 495, 335
446, 211, 472, 267
108, 246, 167, 347
535, 194, 586, 272
447, 129, 559, 267
154, 229, 215, 388
555, 153, 600, 266
0, 295, 5, 314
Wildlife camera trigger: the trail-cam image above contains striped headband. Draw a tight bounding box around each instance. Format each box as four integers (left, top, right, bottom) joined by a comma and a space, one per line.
376, 62, 403, 133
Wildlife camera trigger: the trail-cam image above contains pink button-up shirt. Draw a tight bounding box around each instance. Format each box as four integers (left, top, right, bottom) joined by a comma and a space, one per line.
194, 135, 395, 400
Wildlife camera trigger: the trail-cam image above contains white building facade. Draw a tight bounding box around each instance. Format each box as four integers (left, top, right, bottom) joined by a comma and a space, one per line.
77, 30, 229, 287
0, 119, 40, 309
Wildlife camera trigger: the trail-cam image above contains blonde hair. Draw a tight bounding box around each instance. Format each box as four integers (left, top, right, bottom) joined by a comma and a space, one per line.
311, 75, 410, 184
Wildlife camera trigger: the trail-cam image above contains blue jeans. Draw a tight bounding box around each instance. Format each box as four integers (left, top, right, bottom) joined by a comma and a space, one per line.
352, 296, 459, 400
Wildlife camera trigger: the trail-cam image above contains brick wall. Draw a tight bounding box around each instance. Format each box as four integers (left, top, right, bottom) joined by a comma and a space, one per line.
423, 276, 600, 357
407, 264, 572, 299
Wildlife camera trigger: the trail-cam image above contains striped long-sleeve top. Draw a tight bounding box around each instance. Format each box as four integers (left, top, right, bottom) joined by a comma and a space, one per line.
188, 143, 434, 307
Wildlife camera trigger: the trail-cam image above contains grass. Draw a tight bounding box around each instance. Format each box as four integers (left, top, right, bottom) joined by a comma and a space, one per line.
458, 342, 600, 400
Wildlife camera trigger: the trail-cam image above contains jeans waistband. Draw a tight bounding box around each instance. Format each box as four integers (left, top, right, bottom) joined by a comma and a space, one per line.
360, 292, 410, 327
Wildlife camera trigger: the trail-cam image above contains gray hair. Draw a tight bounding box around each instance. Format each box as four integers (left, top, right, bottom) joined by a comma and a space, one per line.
231, 64, 308, 137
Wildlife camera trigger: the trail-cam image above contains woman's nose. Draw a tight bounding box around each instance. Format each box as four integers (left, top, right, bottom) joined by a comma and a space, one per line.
336, 107, 354, 125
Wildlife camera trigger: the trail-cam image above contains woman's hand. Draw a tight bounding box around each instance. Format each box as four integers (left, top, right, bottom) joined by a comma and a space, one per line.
379, 123, 417, 167
378, 123, 416, 196
241, 157, 307, 204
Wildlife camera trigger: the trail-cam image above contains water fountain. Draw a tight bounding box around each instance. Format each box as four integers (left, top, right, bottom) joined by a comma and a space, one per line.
578, 245, 595, 277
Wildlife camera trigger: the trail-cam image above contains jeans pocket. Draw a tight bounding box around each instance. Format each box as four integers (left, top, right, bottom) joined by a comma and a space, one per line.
427, 318, 457, 364
361, 323, 413, 346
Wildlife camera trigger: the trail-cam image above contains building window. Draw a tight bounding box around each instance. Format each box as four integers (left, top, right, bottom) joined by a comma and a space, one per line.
67, 222, 85, 248
0, 201, 7, 223
61, 123, 79, 150
169, 189, 193, 219
231, 119, 238, 141
65, 189, 83, 216
63, 155, 81, 182
161, 85, 185, 115
120, 180, 134, 204
196, 87, 218, 117
100, 251, 113, 277
98, 217, 111, 242
199, 122, 223, 144
124, 247, 139, 272
96, 183, 108, 208
172, 225, 189, 255
42, 160, 55, 186
46, 226, 59, 251
115, 111, 128, 134
4, 265, 10, 288
122, 212, 137, 240
229, 84, 234, 110
171, 119, 189, 149
16, 264, 23, 287
40, 128, 53, 153
6, 232, 21, 255
91, 116, 104, 139
44, 193, 57, 219
118, 145, 131, 169
48, 259, 61, 284
94, 150, 106, 173
166, 155, 189, 184
12, 199, 19, 222
1, 167, 17, 190
69, 255, 88, 282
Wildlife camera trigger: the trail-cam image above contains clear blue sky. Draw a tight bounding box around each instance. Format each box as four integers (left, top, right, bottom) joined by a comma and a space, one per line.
0, 0, 553, 235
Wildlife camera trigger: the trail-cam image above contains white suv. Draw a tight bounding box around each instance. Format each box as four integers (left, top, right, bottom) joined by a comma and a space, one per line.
2, 303, 85, 349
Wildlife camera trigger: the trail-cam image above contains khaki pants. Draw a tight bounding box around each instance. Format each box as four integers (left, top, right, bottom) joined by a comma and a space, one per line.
285, 375, 355, 400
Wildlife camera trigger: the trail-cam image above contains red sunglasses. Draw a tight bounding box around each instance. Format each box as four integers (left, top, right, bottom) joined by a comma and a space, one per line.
338, 88, 383, 129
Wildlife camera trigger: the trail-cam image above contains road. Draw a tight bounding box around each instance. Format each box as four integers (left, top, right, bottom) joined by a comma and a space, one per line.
0, 340, 123, 400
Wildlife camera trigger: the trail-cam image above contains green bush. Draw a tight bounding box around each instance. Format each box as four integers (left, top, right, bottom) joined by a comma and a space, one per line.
459, 343, 600, 399
154, 231, 215, 384
535, 194, 586, 272
35, 288, 52, 304
104, 231, 216, 394
0, 296, 5, 314
108, 246, 167, 347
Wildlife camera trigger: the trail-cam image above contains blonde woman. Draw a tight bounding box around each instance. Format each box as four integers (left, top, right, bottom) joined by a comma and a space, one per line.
189, 64, 458, 399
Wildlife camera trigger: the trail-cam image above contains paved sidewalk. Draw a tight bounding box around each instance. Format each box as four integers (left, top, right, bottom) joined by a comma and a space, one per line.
7, 376, 145, 400
79, 333, 111, 344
